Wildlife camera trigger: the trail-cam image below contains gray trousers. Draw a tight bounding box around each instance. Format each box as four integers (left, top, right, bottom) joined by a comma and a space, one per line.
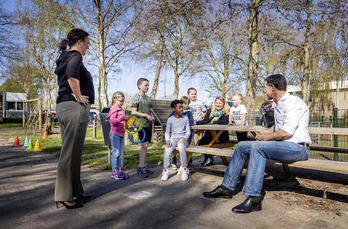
55, 101, 90, 201
163, 138, 187, 169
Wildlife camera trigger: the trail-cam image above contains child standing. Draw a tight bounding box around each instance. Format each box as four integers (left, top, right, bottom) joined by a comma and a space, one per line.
107, 91, 129, 180
169, 96, 194, 169
162, 100, 191, 181
229, 93, 248, 141
131, 78, 155, 178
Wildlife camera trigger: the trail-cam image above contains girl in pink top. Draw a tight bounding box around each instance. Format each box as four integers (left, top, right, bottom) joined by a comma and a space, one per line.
107, 91, 129, 180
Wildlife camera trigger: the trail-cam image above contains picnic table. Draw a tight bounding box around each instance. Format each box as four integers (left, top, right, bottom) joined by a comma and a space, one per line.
177, 125, 348, 176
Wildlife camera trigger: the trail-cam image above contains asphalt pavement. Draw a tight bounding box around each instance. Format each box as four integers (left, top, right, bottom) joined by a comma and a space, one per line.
0, 145, 347, 229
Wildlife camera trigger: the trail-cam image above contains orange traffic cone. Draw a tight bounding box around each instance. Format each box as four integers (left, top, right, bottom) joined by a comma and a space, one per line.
13, 136, 20, 147
33, 139, 41, 152
42, 131, 48, 140
26, 139, 33, 150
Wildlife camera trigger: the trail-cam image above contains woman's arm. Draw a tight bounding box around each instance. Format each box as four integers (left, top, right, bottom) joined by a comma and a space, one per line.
196, 109, 211, 125
68, 77, 89, 107
213, 114, 229, 124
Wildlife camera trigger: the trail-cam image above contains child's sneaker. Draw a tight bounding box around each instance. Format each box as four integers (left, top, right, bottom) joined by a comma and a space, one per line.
161, 168, 169, 181
111, 171, 124, 180
118, 171, 129, 179
181, 167, 188, 181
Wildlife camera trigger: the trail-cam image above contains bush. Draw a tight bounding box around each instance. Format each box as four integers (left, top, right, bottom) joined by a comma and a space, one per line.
3, 118, 23, 123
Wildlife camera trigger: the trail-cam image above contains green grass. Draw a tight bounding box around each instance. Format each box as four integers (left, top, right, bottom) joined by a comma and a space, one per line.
0, 126, 165, 171
0, 123, 23, 129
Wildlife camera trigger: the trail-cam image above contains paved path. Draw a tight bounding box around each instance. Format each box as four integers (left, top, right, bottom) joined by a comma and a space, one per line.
0, 145, 347, 229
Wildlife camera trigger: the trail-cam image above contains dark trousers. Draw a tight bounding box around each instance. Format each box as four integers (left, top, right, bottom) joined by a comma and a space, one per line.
55, 101, 90, 201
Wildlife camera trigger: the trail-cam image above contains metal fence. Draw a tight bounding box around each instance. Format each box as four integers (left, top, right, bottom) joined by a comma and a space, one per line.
246, 109, 348, 162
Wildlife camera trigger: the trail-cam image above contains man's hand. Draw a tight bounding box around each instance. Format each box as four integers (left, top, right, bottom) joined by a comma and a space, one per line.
181, 138, 188, 147
166, 140, 172, 148
255, 132, 267, 141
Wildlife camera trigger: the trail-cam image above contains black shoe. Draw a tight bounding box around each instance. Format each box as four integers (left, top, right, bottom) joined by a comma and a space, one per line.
56, 201, 83, 209
145, 168, 153, 175
137, 167, 148, 178
203, 185, 233, 199
203, 157, 214, 166
75, 194, 92, 201
232, 196, 263, 213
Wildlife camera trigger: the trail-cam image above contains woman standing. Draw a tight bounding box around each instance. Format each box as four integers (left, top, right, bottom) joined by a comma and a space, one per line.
196, 96, 230, 166
54, 28, 94, 209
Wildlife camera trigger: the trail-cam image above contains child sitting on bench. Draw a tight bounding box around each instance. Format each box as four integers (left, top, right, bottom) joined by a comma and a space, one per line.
161, 100, 191, 181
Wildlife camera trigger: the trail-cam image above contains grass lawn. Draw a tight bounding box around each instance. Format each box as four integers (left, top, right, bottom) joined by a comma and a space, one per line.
0, 123, 23, 129
0, 125, 165, 171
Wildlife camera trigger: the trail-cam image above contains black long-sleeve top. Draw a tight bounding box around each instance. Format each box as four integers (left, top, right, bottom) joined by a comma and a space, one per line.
196, 108, 229, 145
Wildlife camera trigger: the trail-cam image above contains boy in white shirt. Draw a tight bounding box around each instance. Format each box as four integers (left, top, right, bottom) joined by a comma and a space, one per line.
229, 93, 248, 141
162, 100, 191, 181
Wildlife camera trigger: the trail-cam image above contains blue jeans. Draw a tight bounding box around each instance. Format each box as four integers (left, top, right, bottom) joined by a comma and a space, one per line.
110, 133, 124, 172
222, 141, 310, 196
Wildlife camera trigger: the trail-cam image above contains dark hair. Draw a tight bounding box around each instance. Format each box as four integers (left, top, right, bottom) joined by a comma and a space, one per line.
265, 74, 287, 91
58, 28, 89, 52
187, 87, 197, 95
170, 100, 183, 108
137, 78, 149, 89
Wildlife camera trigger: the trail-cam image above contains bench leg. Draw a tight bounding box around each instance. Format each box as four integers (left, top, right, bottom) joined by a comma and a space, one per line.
221, 156, 228, 166
282, 162, 291, 177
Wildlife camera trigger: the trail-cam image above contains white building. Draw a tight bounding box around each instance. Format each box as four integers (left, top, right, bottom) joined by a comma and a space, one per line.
2, 92, 27, 119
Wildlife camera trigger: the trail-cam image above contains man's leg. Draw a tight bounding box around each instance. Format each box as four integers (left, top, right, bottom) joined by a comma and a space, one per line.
203, 141, 254, 198
244, 141, 309, 196
221, 141, 253, 191
232, 141, 309, 213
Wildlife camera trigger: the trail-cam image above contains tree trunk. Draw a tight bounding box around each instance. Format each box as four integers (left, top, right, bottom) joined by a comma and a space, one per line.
173, 73, 180, 99
151, 16, 165, 100
95, 0, 108, 108
302, 0, 312, 104
246, 0, 260, 114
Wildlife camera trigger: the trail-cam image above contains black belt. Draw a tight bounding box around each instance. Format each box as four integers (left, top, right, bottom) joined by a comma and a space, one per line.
298, 142, 309, 147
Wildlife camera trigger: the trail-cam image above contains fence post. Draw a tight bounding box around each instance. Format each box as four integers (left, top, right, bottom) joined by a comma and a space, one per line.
333, 108, 338, 161
93, 119, 96, 138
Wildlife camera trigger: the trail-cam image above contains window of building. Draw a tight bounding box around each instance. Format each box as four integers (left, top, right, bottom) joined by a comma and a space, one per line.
17, 102, 23, 110
6, 102, 15, 110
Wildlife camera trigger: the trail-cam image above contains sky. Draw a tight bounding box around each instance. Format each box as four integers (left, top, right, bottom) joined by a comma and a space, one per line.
0, 0, 239, 107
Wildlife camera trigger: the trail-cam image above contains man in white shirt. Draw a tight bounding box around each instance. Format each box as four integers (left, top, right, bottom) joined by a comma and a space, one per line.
203, 74, 311, 214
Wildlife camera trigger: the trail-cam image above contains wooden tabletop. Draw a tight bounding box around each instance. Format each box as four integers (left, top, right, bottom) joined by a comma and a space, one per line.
191, 125, 348, 136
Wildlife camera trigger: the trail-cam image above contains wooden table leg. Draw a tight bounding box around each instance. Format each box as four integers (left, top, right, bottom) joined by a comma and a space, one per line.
221, 156, 228, 166
282, 162, 291, 177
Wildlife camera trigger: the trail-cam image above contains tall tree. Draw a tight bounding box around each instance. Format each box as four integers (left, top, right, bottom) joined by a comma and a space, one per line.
71, 0, 140, 109
245, 0, 262, 113
18, 0, 69, 132
0, 1, 17, 68
164, 0, 203, 98
203, 14, 247, 98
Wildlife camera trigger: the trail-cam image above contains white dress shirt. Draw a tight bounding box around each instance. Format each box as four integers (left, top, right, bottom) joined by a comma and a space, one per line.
274, 92, 312, 144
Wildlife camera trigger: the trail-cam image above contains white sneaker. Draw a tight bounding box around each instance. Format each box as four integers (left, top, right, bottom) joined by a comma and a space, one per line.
181, 167, 188, 181
161, 168, 169, 181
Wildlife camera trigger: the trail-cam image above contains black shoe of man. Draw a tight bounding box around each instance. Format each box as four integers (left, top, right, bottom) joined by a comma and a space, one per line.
203, 185, 233, 199
232, 196, 263, 213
